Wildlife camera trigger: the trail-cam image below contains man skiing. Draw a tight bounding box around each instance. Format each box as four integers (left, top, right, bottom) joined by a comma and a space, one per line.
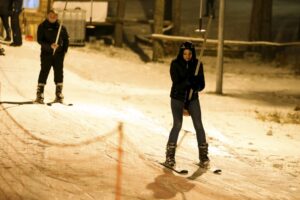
10, 0, 23, 46
35, 9, 69, 104
0, 0, 12, 42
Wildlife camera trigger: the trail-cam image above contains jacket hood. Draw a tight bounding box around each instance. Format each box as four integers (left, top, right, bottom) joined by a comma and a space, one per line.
176, 41, 197, 63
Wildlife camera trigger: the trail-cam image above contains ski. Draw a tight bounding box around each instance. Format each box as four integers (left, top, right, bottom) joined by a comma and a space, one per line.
159, 162, 188, 175
46, 101, 73, 106
0, 100, 36, 105
194, 163, 222, 174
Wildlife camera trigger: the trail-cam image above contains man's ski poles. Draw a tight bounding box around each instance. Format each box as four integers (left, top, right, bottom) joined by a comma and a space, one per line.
53, 0, 68, 55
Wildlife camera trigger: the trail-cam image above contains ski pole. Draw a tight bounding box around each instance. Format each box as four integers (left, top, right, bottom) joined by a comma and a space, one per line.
195, 0, 205, 33
53, 0, 68, 55
87, 0, 95, 28
187, 15, 213, 101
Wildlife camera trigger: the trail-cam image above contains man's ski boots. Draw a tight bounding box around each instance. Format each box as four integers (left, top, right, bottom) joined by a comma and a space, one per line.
54, 83, 64, 103
34, 83, 45, 104
198, 143, 210, 167
0, 48, 5, 56
164, 143, 177, 167
5, 30, 11, 41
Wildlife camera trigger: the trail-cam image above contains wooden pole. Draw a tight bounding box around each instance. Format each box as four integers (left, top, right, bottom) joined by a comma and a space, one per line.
187, 16, 212, 101
152, 0, 165, 61
171, 0, 181, 35
199, 0, 203, 31
47, 0, 52, 14
216, 0, 225, 94
114, 0, 126, 47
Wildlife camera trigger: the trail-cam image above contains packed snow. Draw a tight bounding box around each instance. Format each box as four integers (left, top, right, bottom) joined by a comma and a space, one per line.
0, 40, 299, 199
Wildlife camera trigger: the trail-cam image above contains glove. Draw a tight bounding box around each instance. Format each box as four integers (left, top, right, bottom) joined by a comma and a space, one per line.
188, 76, 199, 90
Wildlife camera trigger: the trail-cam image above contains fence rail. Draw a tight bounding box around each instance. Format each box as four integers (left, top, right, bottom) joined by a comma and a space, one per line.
151, 34, 300, 47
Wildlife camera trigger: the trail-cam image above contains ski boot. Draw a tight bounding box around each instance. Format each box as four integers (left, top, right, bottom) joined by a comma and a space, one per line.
164, 143, 177, 167
198, 143, 210, 167
54, 83, 64, 103
4, 29, 11, 41
35, 83, 45, 104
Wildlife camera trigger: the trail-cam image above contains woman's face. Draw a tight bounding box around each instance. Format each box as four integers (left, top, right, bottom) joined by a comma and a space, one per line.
183, 49, 192, 61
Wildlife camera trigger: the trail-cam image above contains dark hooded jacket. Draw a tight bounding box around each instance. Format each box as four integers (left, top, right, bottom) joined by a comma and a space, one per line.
170, 42, 205, 102
11, 0, 23, 13
37, 19, 69, 55
0, 0, 12, 15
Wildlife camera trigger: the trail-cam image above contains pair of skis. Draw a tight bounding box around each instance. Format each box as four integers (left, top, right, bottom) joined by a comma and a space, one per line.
46, 101, 73, 106
159, 161, 222, 175
0, 100, 72, 106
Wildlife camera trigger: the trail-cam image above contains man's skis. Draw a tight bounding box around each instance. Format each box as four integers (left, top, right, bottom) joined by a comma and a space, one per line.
46, 101, 73, 106
158, 162, 188, 175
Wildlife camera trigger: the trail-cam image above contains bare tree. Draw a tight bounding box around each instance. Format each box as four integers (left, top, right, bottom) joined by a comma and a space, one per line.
152, 0, 165, 61
249, 0, 273, 60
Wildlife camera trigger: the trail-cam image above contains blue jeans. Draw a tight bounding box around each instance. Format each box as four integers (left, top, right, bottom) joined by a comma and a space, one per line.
168, 98, 207, 146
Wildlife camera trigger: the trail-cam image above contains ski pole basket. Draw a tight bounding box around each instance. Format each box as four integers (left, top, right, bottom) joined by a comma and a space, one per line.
56, 8, 86, 46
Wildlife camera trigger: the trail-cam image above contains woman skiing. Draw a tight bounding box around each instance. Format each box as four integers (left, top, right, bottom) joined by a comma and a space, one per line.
164, 41, 209, 168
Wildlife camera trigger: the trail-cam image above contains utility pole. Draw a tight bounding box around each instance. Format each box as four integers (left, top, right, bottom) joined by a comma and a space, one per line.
152, 0, 165, 61
115, 0, 126, 47
216, 0, 225, 94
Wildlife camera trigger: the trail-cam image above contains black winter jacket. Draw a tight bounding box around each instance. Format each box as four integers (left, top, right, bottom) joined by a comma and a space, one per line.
170, 59, 205, 102
37, 19, 69, 56
11, 0, 23, 13
0, 0, 12, 15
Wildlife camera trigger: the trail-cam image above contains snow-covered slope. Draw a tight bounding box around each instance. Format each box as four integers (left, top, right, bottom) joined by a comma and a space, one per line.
0, 41, 299, 199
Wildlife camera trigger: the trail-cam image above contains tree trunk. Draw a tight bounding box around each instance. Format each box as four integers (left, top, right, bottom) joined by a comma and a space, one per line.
152, 0, 165, 61
114, 0, 126, 47
164, 0, 172, 21
298, 17, 300, 40
171, 0, 181, 35
249, 0, 273, 60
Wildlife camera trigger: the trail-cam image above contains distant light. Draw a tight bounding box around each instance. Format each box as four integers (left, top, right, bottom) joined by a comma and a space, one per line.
23, 0, 39, 9
195, 29, 206, 33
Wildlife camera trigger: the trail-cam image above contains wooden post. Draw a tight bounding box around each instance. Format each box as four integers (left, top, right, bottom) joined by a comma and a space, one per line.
172, 0, 181, 35
114, 0, 126, 47
47, 0, 52, 13
198, 0, 203, 31
152, 0, 165, 61
216, 0, 225, 94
